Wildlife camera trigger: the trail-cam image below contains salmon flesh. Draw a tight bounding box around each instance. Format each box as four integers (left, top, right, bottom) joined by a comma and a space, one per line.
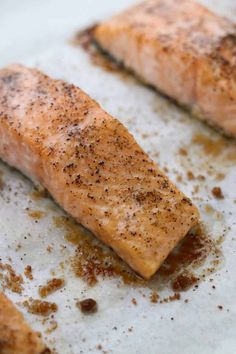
0, 65, 199, 279
95, 0, 236, 137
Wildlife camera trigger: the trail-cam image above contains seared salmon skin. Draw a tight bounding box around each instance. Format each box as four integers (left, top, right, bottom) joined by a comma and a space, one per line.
0, 292, 48, 354
95, 0, 236, 137
0, 65, 199, 279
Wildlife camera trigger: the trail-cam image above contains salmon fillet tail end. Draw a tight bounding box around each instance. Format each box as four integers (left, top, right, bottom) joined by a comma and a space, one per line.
0, 64, 199, 279
94, 0, 236, 138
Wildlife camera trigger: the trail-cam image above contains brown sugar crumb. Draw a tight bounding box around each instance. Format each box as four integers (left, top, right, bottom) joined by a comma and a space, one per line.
96, 344, 102, 350
47, 245, 53, 253
197, 175, 205, 181
178, 148, 188, 156
171, 272, 198, 292
205, 204, 215, 214
160, 293, 181, 304
158, 224, 222, 291
23, 298, 58, 316
76, 298, 98, 314
131, 298, 137, 305
0, 262, 24, 294
192, 185, 199, 195
168, 292, 181, 301
218, 305, 223, 310
216, 173, 225, 181
150, 291, 159, 303
212, 187, 224, 199
39, 278, 65, 298
15, 243, 22, 251
176, 174, 183, 183
163, 166, 169, 173
24, 265, 33, 280
187, 171, 195, 180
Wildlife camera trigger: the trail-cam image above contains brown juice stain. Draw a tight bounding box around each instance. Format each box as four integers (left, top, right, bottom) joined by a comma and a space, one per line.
53, 215, 143, 286
30, 188, 48, 201
28, 210, 45, 219
178, 132, 236, 183
192, 133, 236, 161
0, 176, 4, 190
70, 25, 132, 79
205, 204, 215, 214
53, 216, 222, 292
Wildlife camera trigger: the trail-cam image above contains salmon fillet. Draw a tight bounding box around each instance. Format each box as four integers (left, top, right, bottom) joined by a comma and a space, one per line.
94, 0, 236, 137
0, 292, 48, 354
0, 64, 199, 279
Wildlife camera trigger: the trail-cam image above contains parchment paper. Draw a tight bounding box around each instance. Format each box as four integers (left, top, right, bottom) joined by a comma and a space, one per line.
0, 1, 236, 353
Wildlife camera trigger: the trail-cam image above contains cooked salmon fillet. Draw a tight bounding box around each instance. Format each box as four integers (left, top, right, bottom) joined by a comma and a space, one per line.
94, 0, 236, 137
0, 292, 48, 354
0, 65, 199, 279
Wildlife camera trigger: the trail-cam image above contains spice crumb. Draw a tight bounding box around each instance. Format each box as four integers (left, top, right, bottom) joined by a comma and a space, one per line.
218, 305, 223, 310
131, 298, 137, 306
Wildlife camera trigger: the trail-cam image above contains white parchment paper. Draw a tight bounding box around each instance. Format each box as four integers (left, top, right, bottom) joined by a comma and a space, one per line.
0, 1, 236, 353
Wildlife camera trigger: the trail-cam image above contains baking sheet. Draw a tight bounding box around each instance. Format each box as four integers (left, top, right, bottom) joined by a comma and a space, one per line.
0, 0, 236, 353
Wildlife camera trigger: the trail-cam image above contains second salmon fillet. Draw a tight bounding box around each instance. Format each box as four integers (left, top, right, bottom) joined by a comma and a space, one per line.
0, 65, 199, 279
95, 0, 236, 137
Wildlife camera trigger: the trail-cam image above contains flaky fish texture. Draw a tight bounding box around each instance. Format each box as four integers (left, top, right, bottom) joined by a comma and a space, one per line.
0, 65, 199, 279
0, 292, 48, 354
95, 0, 236, 137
